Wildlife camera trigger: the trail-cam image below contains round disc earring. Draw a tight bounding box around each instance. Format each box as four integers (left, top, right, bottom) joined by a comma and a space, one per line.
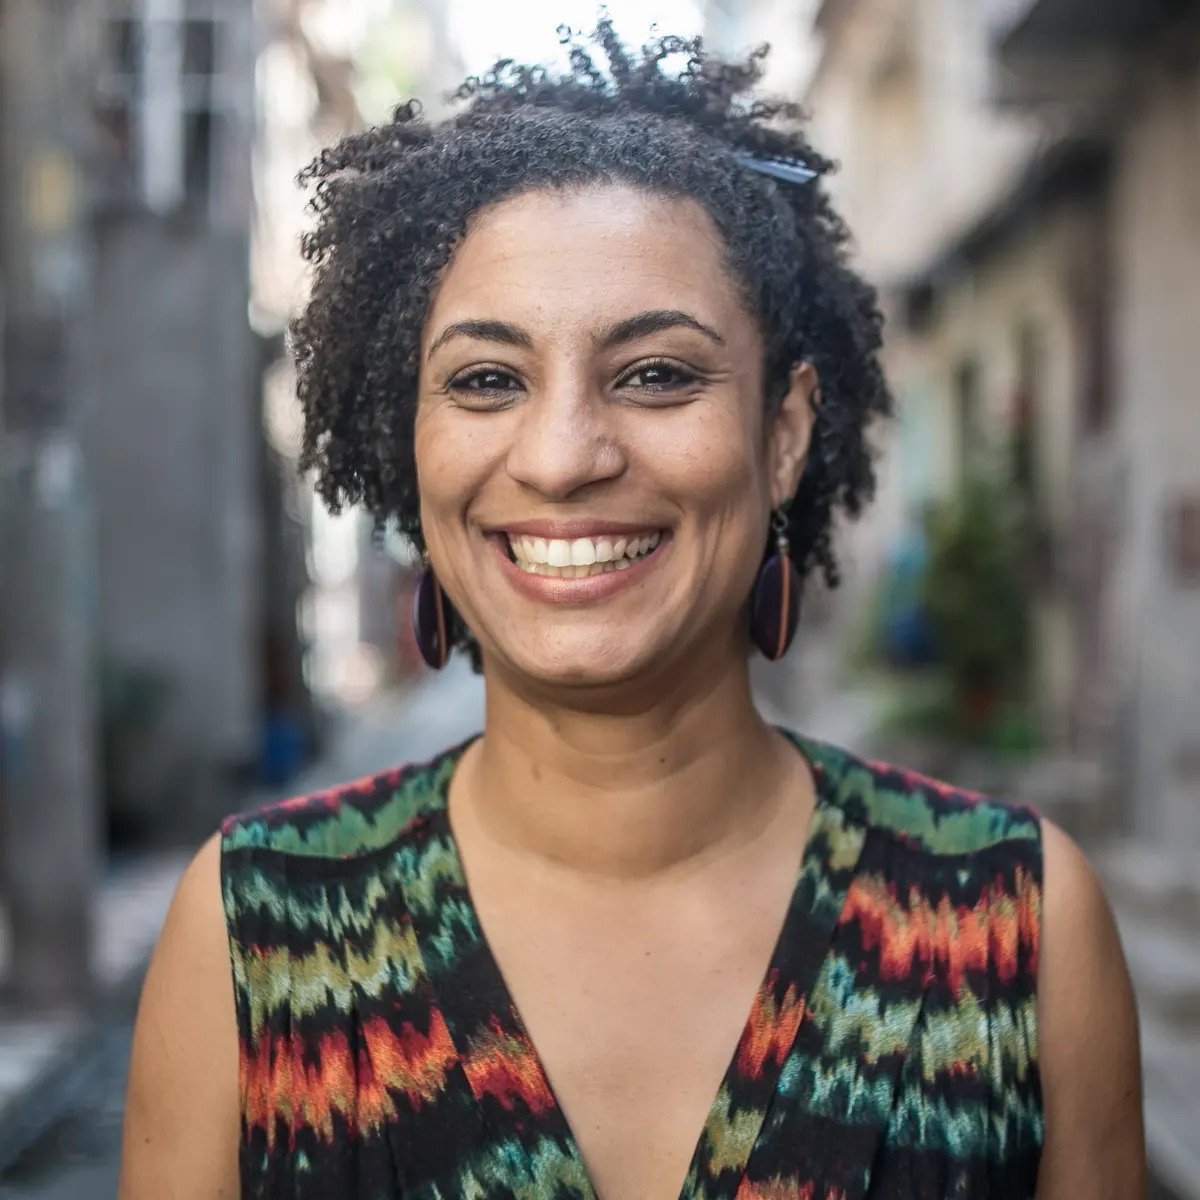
750, 509, 803, 661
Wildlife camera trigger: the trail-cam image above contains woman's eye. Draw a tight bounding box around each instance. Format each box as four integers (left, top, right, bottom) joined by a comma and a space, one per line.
449, 368, 521, 394
619, 362, 698, 391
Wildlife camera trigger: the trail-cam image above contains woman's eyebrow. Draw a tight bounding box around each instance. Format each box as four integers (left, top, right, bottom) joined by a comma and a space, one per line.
425, 309, 725, 361
595, 309, 725, 349
426, 319, 534, 359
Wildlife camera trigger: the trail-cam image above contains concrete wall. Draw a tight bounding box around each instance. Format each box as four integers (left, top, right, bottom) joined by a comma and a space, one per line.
85, 217, 261, 820
806, 0, 1040, 288
806, 0, 1200, 848
705, 0, 821, 90
1110, 66, 1200, 844
803, 0, 1046, 613
799, 0, 1035, 653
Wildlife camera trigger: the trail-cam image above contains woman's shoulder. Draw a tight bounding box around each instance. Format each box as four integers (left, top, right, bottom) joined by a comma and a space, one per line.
219, 738, 471, 864
793, 732, 1043, 863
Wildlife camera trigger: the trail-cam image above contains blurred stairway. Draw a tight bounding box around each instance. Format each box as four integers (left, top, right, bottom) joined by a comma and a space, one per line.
1094, 841, 1200, 1200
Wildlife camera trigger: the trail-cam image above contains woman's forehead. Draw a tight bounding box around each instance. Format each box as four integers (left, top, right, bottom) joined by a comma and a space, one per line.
425, 184, 753, 347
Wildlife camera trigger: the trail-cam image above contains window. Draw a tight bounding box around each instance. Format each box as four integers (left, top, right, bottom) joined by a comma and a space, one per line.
110, 18, 141, 75
96, 0, 234, 217
1012, 321, 1041, 502
955, 357, 985, 483
1079, 272, 1113, 433
183, 19, 217, 75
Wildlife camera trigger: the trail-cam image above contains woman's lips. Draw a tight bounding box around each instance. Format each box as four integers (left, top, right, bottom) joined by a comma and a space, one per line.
497, 519, 665, 539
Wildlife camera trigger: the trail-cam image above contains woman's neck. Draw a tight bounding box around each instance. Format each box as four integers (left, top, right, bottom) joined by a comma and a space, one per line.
450, 652, 812, 881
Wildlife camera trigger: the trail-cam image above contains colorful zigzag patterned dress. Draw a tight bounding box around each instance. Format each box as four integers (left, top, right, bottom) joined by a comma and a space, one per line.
221, 732, 1044, 1199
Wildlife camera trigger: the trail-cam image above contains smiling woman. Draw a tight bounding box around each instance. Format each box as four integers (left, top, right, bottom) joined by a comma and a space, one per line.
119, 20, 1146, 1200
412, 184, 823, 687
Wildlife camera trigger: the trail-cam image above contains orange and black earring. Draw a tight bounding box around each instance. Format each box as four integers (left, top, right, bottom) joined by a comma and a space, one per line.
750, 509, 802, 661
412, 561, 454, 670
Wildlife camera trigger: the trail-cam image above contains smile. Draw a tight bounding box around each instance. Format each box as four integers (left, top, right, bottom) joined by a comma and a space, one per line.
506, 532, 663, 578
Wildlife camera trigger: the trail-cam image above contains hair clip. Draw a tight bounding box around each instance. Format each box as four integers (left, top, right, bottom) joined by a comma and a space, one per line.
735, 152, 818, 187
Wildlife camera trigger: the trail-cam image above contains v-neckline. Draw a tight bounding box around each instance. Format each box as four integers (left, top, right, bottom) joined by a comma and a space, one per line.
424, 731, 860, 1200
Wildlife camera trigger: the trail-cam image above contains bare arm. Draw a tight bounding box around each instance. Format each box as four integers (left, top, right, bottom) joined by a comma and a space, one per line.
119, 832, 241, 1199
1035, 818, 1146, 1200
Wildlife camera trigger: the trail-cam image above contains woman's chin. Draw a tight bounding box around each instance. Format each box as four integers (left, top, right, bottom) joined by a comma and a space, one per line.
488, 633, 673, 695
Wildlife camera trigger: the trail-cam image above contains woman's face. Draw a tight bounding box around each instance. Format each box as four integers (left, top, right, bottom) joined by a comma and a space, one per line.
415, 184, 815, 691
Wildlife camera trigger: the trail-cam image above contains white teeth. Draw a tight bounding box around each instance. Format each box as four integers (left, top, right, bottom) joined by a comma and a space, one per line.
569, 538, 597, 566
506, 530, 663, 576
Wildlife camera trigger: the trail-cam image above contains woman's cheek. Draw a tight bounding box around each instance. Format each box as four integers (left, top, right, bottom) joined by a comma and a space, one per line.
640, 412, 763, 508
415, 410, 489, 512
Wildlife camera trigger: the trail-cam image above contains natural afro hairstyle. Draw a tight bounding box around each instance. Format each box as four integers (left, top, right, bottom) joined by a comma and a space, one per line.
293, 20, 892, 660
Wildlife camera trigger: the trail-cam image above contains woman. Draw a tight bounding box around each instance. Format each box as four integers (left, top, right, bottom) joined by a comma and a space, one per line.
119, 25, 1145, 1200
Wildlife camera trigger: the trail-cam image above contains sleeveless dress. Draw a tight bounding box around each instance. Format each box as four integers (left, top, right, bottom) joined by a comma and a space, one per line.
221, 733, 1044, 1200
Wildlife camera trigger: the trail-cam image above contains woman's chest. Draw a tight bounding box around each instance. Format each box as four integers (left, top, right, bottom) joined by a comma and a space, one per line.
232, 795, 1045, 1200
475, 884, 793, 1200
506, 977, 747, 1200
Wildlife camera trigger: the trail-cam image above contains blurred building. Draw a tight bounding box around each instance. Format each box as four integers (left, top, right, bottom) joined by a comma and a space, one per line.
705, 0, 821, 84
991, 0, 1200, 849
0, 0, 458, 1011
2, 0, 320, 862
253, 0, 463, 705
807, 0, 1200, 851
0, 0, 103, 1003
84, 0, 267, 835
805, 2, 1200, 1187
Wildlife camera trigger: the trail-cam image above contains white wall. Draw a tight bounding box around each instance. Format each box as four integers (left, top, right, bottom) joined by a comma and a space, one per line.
805, 0, 1041, 288
1111, 66, 1200, 844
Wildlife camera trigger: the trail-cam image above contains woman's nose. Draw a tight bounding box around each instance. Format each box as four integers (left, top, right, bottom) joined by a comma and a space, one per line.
504, 376, 626, 499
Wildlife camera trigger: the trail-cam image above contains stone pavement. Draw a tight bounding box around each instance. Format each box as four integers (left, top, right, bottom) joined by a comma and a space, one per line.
1095, 842, 1200, 1200
0, 854, 189, 1171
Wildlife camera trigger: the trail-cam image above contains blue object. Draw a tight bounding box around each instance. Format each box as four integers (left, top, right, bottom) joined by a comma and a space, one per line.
879, 523, 938, 668
735, 153, 819, 186
260, 711, 306, 786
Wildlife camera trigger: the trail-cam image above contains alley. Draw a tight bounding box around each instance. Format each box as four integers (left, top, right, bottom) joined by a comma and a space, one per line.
3, 0, 1198, 1195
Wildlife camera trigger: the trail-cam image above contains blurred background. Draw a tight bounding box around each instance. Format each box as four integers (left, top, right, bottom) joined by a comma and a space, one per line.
0, 0, 1196, 1195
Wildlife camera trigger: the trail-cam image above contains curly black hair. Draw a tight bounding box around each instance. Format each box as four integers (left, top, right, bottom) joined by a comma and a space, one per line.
293, 20, 892, 660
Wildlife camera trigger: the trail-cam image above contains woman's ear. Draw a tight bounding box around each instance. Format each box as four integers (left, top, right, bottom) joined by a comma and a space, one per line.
768, 362, 819, 509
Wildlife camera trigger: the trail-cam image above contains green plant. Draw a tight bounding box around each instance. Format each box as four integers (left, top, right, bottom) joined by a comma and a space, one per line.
873, 671, 956, 740
921, 476, 1031, 733
844, 581, 889, 673
985, 702, 1043, 758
